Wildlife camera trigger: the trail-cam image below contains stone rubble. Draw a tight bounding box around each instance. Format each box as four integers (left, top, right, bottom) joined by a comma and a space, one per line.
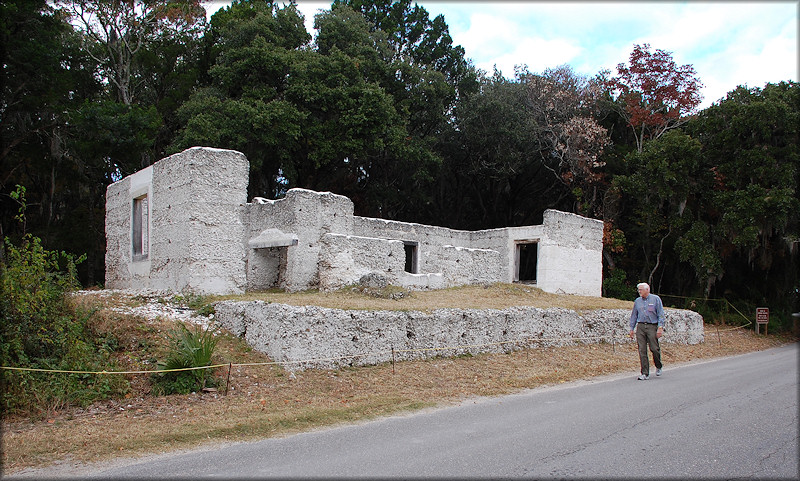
73, 290, 216, 330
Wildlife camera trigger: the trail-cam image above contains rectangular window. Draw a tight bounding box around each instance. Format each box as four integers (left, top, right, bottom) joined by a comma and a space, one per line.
403, 241, 418, 274
132, 195, 149, 261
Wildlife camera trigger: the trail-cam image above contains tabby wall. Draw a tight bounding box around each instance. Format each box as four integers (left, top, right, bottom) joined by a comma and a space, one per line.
106, 147, 603, 296
215, 301, 704, 370
105, 147, 249, 294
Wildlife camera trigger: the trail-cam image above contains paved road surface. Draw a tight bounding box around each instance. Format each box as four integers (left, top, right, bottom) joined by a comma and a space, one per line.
16, 344, 800, 479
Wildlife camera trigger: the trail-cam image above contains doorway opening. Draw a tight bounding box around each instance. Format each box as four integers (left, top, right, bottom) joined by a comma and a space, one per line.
515, 241, 538, 284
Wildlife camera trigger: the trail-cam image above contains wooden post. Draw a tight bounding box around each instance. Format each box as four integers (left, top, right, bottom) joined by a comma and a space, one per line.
391, 345, 395, 374
716, 324, 721, 346
225, 362, 232, 396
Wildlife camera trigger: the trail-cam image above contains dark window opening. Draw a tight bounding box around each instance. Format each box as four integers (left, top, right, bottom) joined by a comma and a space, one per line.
403, 242, 418, 273
515, 242, 537, 283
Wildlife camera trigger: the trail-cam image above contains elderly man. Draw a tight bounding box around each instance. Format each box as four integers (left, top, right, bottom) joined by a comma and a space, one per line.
629, 282, 664, 380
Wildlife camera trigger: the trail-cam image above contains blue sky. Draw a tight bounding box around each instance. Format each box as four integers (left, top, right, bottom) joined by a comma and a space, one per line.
204, 1, 798, 109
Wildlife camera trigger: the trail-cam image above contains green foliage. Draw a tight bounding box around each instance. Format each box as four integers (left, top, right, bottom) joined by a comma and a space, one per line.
70, 100, 163, 177
613, 129, 705, 285
152, 322, 219, 395
1, 187, 128, 415
602, 268, 631, 301
1, 232, 85, 364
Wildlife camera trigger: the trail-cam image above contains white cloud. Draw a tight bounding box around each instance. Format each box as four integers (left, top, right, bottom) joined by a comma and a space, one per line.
422, 1, 797, 108
206, 1, 797, 109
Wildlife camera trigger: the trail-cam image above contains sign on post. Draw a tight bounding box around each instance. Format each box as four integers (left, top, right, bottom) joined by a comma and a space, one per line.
756, 307, 769, 334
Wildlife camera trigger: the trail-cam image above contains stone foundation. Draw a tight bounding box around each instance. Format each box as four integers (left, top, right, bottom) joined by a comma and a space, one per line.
214, 302, 704, 370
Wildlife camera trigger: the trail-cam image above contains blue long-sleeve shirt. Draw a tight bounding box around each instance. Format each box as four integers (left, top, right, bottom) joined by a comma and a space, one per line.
629, 294, 665, 330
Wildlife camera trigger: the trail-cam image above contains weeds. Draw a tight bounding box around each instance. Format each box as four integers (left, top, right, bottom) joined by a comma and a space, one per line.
1, 186, 128, 416
152, 322, 220, 395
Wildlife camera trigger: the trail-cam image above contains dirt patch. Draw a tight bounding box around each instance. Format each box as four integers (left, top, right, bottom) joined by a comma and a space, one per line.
1, 287, 794, 476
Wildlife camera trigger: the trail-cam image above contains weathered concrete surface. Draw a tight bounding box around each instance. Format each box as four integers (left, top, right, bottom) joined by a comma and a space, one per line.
318, 234, 406, 290
107, 147, 604, 296
215, 302, 704, 370
534, 210, 604, 296
105, 147, 248, 294
243, 188, 355, 291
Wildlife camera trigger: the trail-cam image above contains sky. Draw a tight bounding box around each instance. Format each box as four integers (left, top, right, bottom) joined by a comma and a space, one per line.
203, 1, 798, 109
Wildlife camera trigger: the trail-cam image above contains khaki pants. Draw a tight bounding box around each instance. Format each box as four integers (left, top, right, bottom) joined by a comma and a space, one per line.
636, 323, 662, 376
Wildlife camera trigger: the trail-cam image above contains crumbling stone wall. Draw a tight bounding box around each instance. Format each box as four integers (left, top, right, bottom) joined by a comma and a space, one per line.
318, 234, 406, 290
353, 216, 474, 276
535, 210, 604, 295
351, 210, 602, 296
215, 302, 704, 370
243, 189, 354, 291
106, 147, 604, 296
437, 245, 503, 286
105, 147, 249, 294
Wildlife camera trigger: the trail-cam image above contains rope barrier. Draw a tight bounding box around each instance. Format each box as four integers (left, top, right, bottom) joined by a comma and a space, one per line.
0, 363, 231, 375
4, 291, 761, 376
0, 330, 713, 375
659, 294, 755, 328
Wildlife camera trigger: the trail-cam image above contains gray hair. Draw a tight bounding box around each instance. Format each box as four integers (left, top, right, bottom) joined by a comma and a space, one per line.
637, 282, 650, 290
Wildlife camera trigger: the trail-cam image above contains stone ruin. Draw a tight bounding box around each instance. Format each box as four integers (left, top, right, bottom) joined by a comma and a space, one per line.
105, 147, 605, 297
104, 147, 704, 368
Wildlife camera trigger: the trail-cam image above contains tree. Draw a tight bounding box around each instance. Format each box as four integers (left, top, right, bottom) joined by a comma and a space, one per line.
333, 0, 476, 93
60, 0, 206, 106
685, 81, 799, 301
309, 4, 436, 218
172, 0, 311, 198
614, 129, 706, 291
433, 70, 579, 230
604, 43, 703, 153
520, 65, 610, 218
1, 1, 99, 244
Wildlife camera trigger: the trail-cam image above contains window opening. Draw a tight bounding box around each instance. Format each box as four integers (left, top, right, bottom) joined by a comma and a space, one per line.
515, 242, 538, 283
132, 195, 149, 261
403, 241, 418, 274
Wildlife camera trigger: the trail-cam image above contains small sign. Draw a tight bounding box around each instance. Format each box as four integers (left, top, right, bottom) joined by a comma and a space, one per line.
756, 307, 769, 324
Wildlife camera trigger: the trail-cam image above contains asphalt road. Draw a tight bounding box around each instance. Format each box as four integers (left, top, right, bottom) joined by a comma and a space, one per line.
23, 344, 800, 479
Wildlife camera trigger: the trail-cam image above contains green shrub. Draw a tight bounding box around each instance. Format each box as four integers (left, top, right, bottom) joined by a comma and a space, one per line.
603, 268, 632, 300
151, 322, 219, 395
0, 235, 130, 414
0, 186, 128, 416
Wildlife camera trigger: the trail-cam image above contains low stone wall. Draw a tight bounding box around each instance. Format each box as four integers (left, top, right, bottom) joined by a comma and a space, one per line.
214, 302, 704, 370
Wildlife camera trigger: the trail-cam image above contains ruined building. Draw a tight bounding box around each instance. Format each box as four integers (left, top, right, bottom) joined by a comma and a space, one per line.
105, 147, 603, 296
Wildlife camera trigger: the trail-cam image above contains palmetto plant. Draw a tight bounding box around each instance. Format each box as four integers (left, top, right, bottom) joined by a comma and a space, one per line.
156, 322, 219, 393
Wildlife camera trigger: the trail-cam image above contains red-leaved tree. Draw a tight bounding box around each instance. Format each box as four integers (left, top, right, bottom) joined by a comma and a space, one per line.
605, 43, 703, 152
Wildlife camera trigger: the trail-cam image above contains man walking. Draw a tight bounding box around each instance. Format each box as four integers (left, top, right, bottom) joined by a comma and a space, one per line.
629, 282, 664, 380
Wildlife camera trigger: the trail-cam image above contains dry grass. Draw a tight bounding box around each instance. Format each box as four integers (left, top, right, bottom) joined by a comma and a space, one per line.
209, 283, 635, 312
1, 286, 794, 475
